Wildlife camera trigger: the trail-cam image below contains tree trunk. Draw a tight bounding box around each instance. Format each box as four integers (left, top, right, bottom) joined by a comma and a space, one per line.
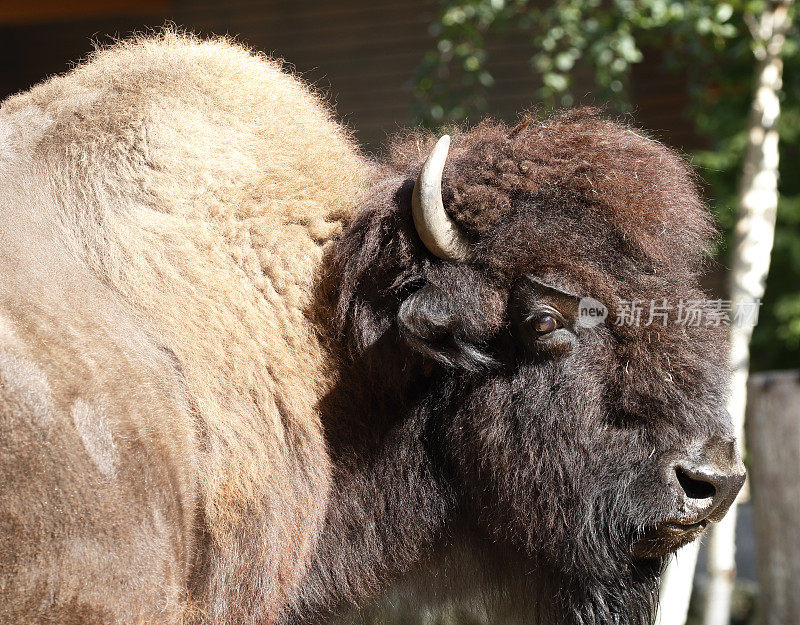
657, 541, 701, 625
746, 370, 800, 625
701, 3, 792, 625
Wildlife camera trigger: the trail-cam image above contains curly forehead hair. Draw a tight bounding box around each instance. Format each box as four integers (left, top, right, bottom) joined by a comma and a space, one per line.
387, 109, 716, 279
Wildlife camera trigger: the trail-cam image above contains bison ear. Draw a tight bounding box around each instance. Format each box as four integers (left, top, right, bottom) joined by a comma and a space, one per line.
397, 284, 495, 370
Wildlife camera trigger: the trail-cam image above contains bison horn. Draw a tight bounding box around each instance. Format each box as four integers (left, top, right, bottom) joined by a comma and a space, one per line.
412, 135, 474, 262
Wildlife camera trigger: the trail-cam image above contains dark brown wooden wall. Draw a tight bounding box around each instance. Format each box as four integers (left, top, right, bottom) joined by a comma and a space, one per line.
172, 0, 439, 151
0, 0, 698, 151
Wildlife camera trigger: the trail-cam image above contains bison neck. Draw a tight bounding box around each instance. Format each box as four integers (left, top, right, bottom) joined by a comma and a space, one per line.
285, 364, 459, 623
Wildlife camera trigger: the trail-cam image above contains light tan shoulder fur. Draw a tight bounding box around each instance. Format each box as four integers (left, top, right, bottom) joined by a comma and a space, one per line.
1, 31, 376, 620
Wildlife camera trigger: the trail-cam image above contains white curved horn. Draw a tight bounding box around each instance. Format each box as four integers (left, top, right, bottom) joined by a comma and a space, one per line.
412, 135, 473, 262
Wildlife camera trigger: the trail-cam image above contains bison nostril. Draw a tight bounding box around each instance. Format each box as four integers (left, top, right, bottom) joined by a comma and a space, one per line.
675, 466, 716, 500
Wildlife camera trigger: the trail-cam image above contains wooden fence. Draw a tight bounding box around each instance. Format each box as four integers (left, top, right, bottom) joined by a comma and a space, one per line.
747, 369, 800, 625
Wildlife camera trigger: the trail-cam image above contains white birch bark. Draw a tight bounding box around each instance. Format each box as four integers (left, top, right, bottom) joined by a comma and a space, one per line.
656, 542, 701, 625
702, 3, 792, 625
658, 3, 792, 624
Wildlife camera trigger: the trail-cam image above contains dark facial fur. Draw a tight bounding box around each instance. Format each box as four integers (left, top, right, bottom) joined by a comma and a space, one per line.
301, 109, 734, 625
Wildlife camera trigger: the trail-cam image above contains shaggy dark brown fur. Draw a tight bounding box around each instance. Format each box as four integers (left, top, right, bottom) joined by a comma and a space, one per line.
284, 110, 737, 625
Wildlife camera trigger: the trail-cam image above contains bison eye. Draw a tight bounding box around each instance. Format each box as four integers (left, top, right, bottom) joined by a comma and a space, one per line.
531, 313, 562, 335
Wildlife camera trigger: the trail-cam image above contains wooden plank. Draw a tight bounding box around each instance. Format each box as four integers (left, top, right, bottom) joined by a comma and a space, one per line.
175, 0, 433, 22
746, 370, 800, 625
0, 0, 170, 26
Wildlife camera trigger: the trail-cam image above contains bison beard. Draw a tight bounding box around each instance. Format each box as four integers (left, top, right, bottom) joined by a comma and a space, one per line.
0, 34, 741, 625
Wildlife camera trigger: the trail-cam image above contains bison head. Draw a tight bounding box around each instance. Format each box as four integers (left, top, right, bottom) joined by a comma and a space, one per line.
329, 110, 744, 624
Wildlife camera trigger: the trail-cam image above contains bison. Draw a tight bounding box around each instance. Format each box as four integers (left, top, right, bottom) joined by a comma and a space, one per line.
0, 33, 744, 625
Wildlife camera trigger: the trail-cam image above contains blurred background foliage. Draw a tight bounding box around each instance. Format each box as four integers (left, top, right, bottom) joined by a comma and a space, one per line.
413, 0, 800, 371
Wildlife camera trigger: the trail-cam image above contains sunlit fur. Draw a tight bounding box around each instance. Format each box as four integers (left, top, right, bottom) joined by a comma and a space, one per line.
1, 31, 372, 624
0, 33, 735, 625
